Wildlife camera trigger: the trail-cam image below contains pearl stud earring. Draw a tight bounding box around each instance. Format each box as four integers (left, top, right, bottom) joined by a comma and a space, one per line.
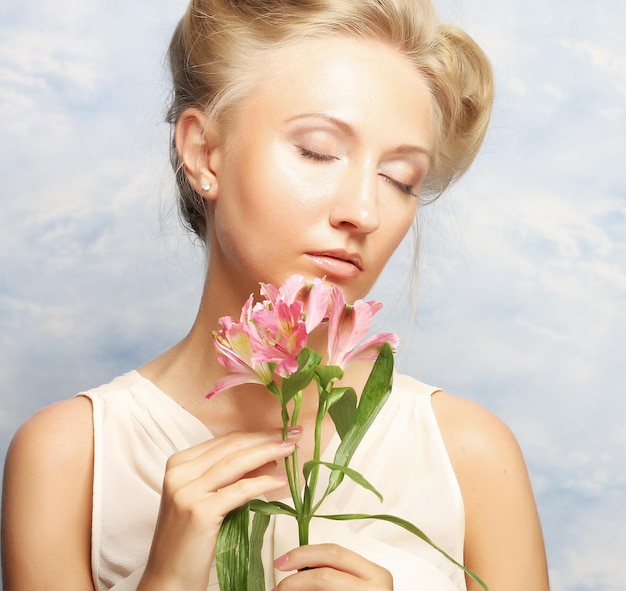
201, 179, 212, 192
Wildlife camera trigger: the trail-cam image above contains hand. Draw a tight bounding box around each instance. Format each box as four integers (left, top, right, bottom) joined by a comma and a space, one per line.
273, 544, 393, 590
138, 428, 302, 591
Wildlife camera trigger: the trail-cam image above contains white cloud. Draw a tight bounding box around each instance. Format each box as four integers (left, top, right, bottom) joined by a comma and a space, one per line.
599, 106, 625, 119
0, 30, 103, 91
547, 497, 626, 591
542, 83, 567, 103
507, 77, 527, 96
561, 38, 626, 77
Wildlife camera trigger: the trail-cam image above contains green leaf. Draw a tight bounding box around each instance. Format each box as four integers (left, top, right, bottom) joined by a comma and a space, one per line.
314, 364, 344, 390
281, 369, 314, 402
299, 347, 323, 370
249, 499, 298, 517
216, 505, 251, 591
315, 512, 489, 591
247, 511, 270, 591
281, 348, 321, 402
327, 343, 394, 495
327, 387, 357, 439
217, 502, 298, 591
303, 460, 383, 502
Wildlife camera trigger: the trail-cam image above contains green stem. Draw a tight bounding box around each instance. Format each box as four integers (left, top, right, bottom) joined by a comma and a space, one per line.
290, 392, 303, 506
297, 515, 310, 546
304, 386, 330, 522
290, 447, 302, 503
291, 392, 302, 427
281, 399, 302, 515
290, 393, 303, 512
284, 455, 302, 514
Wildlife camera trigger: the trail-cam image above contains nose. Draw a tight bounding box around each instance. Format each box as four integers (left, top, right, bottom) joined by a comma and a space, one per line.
329, 166, 380, 234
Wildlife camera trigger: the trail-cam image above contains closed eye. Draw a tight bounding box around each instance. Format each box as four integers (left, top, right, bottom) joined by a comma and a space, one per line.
382, 175, 418, 198
298, 147, 338, 162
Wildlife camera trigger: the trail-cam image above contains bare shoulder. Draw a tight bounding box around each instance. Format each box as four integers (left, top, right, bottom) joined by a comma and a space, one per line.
2, 397, 95, 590
6, 396, 94, 473
430, 390, 524, 473
431, 391, 549, 591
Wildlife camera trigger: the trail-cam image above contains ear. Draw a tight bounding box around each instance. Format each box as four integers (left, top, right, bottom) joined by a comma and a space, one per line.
175, 108, 222, 200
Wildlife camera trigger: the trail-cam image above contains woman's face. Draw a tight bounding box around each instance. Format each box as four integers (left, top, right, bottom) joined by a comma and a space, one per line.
209, 35, 434, 303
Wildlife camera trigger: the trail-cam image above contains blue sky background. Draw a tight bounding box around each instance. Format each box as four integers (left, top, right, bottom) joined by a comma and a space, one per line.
1, 1, 624, 589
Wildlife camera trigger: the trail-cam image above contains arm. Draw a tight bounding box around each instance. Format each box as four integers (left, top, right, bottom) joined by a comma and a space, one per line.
432, 391, 550, 591
1, 397, 96, 591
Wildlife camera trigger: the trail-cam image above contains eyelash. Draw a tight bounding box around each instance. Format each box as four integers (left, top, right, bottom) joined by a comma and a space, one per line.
298, 147, 418, 198
298, 147, 336, 162
385, 176, 418, 199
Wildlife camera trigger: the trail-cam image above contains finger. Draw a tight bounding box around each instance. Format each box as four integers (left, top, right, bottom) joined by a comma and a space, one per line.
274, 566, 361, 590
157, 470, 290, 540
275, 544, 392, 582
165, 435, 299, 513
243, 459, 279, 479
166, 428, 302, 488
197, 435, 300, 492
167, 428, 290, 467
197, 472, 289, 521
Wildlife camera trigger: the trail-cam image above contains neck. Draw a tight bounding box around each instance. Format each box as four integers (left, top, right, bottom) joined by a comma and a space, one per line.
139, 267, 250, 399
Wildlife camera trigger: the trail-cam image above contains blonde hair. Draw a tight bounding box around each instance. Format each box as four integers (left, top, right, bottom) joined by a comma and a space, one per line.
166, 0, 494, 242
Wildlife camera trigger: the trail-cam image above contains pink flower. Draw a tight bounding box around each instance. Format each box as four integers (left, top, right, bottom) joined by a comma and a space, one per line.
249, 299, 309, 377
259, 274, 306, 307
246, 275, 330, 377
207, 276, 330, 397
206, 296, 274, 399
206, 275, 396, 398
259, 275, 328, 334
326, 285, 399, 369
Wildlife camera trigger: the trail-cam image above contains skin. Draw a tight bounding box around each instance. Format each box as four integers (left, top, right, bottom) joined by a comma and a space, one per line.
1, 36, 549, 591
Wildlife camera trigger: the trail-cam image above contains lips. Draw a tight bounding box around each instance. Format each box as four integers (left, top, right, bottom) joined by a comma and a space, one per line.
306, 249, 363, 278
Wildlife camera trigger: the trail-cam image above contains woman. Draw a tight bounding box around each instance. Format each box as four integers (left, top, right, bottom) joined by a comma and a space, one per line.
1, 1, 549, 590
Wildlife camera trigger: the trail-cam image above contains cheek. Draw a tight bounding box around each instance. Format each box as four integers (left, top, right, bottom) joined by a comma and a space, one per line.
274, 143, 339, 208
384, 202, 417, 248
213, 143, 319, 248
370, 208, 416, 272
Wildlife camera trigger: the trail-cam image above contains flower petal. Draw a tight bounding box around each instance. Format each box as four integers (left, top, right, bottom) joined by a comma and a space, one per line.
341, 332, 399, 367
278, 274, 308, 304
205, 372, 266, 399
302, 279, 329, 333
326, 286, 390, 369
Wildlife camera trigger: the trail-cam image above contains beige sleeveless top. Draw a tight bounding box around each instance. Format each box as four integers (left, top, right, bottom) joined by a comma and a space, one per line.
79, 371, 466, 590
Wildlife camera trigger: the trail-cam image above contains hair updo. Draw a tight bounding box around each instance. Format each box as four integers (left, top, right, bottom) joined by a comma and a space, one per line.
166, 0, 494, 243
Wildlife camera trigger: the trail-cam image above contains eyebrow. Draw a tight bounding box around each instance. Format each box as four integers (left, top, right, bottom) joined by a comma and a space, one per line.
390, 143, 433, 161
285, 112, 432, 160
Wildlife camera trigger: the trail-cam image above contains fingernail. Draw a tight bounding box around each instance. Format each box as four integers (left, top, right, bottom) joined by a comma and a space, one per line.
279, 427, 302, 446
274, 553, 289, 568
